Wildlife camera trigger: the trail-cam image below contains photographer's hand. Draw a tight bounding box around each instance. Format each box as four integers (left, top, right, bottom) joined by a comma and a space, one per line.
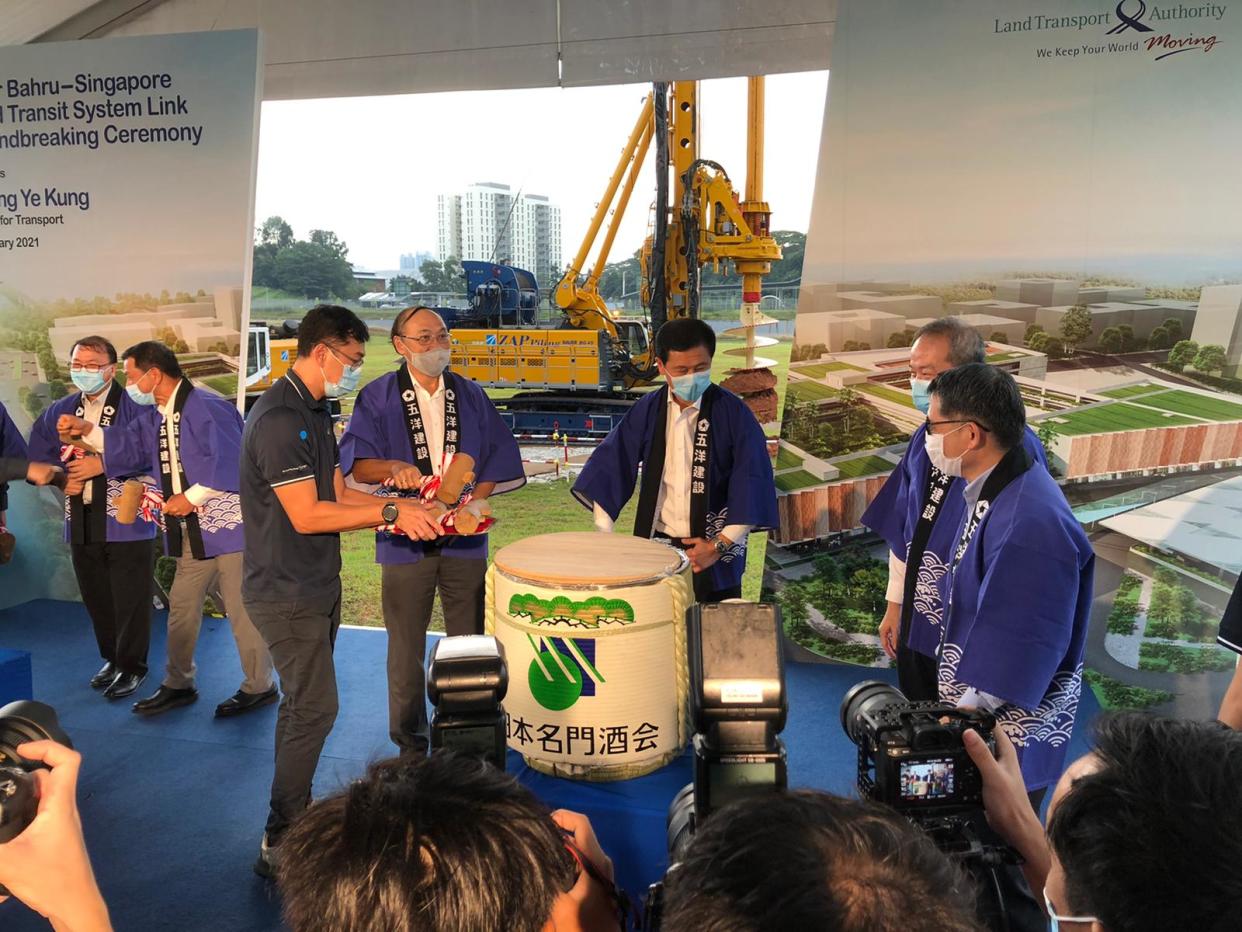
548, 809, 621, 932
963, 727, 1050, 897
0, 741, 111, 932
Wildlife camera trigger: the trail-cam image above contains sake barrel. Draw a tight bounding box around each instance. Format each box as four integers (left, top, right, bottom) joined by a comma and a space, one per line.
485, 531, 693, 781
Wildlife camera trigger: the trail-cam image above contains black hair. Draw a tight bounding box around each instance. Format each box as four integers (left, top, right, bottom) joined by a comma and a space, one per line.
121, 340, 183, 379
1047, 713, 1242, 932
913, 317, 986, 366
297, 304, 370, 356
928, 363, 1025, 449
277, 752, 577, 932
654, 318, 716, 363
69, 335, 118, 364
661, 791, 981, 932
390, 305, 438, 340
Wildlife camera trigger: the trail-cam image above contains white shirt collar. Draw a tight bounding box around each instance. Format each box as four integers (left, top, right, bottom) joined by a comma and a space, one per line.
409, 367, 445, 398
666, 387, 703, 416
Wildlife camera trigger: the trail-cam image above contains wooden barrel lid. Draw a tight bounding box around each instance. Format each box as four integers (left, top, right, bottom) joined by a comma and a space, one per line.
493, 531, 687, 588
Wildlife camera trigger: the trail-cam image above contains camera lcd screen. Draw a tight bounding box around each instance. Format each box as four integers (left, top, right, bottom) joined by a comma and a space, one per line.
899, 757, 956, 800
708, 762, 778, 808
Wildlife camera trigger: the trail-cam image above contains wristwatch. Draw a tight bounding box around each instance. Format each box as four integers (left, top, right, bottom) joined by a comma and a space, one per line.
381, 502, 400, 524
712, 536, 729, 556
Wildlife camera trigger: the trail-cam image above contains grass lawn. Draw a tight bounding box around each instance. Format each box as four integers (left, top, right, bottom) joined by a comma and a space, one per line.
342, 478, 769, 628
776, 469, 826, 492
986, 352, 1027, 362
1131, 389, 1242, 423
1101, 383, 1157, 399
791, 361, 863, 377
787, 381, 839, 404
833, 453, 893, 479
775, 446, 804, 470
1050, 402, 1200, 436
855, 382, 916, 408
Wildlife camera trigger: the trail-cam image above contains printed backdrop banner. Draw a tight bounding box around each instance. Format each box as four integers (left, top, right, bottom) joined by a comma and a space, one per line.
0, 30, 262, 606
770, 0, 1242, 720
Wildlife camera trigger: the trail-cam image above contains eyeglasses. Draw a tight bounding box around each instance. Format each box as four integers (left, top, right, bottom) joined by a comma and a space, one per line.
323, 343, 365, 368
925, 418, 991, 435
397, 331, 452, 348
69, 362, 115, 373
1043, 888, 1099, 929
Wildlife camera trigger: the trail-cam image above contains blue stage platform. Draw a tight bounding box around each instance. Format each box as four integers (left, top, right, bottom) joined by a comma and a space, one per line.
0, 599, 1099, 931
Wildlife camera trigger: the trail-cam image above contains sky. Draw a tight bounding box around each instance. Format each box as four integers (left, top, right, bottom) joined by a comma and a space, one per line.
254, 71, 829, 275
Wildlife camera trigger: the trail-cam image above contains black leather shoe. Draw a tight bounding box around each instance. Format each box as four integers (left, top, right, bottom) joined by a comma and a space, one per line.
90, 661, 118, 689
132, 685, 198, 716
104, 671, 146, 699
215, 686, 279, 718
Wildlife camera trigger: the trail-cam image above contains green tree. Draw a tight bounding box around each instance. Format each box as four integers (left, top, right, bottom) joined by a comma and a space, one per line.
842, 341, 871, 352
48, 379, 68, 400
1193, 344, 1227, 374
258, 216, 294, 249
23, 391, 44, 419
1059, 305, 1092, 355
989, 331, 1010, 344
886, 329, 916, 348
1162, 318, 1184, 342
1147, 326, 1172, 351
1168, 339, 1199, 371
1028, 331, 1050, 353
1024, 323, 1044, 345
308, 229, 349, 261
1037, 422, 1059, 464
420, 257, 467, 294
1117, 325, 1139, 352
1098, 327, 1123, 354
272, 241, 357, 300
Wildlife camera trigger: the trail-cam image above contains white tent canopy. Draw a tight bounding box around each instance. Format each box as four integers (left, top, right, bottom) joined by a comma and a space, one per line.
7, 0, 834, 99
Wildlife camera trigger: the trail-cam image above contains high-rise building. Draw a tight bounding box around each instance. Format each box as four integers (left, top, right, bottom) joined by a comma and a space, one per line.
1190, 284, 1242, 376
436, 182, 563, 286
399, 251, 433, 274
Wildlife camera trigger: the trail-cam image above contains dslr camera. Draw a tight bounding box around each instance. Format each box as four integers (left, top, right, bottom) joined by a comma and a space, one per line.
840, 681, 997, 856
426, 635, 508, 767
0, 700, 72, 896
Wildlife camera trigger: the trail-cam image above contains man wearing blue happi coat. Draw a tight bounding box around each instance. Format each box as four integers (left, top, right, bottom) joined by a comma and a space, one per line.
340, 305, 525, 754
572, 318, 778, 603
63, 341, 276, 719
863, 318, 1048, 702
919, 363, 1092, 794
28, 335, 157, 699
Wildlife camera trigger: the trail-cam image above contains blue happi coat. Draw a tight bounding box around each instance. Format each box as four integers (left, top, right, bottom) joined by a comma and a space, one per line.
99, 383, 246, 558
339, 367, 525, 563
572, 384, 778, 592
28, 385, 157, 544
936, 450, 1091, 791
0, 401, 28, 512
863, 424, 1047, 660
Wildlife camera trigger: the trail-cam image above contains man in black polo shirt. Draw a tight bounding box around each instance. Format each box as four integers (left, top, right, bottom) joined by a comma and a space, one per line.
241, 304, 440, 877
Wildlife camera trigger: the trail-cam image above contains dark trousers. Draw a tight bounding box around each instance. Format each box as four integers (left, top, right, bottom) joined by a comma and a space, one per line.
382, 554, 486, 754
693, 574, 741, 603
70, 515, 154, 677
246, 581, 341, 843
896, 640, 941, 701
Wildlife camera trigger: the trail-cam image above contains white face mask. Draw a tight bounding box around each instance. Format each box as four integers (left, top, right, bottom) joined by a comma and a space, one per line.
925, 424, 968, 477
409, 347, 451, 377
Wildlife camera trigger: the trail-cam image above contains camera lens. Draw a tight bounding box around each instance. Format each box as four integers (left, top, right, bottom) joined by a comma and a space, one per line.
840, 681, 907, 745
0, 701, 72, 767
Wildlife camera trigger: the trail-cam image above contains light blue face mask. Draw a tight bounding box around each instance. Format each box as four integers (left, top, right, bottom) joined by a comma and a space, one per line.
125, 372, 156, 406
71, 369, 109, 396
910, 377, 932, 414
323, 346, 364, 398
669, 370, 712, 404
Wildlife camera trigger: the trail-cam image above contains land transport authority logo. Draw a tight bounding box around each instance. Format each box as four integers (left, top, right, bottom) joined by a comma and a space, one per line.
1108, 0, 1156, 33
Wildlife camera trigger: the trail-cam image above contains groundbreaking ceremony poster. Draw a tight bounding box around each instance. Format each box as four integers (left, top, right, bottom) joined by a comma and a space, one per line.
0, 30, 261, 606
769, 0, 1242, 719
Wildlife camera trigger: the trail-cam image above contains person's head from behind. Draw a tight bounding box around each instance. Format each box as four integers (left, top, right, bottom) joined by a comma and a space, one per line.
277, 751, 577, 932
654, 318, 716, 405
294, 304, 370, 399
926, 363, 1024, 477
909, 318, 985, 413
67, 336, 118, 397
121, 340, 183, 407
661, 790, 980, 932
1045, 713, 1242, 932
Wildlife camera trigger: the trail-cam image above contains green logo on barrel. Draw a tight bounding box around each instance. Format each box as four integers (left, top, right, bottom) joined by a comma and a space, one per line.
508, 593, 635, 628
525, 633, 606, 712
